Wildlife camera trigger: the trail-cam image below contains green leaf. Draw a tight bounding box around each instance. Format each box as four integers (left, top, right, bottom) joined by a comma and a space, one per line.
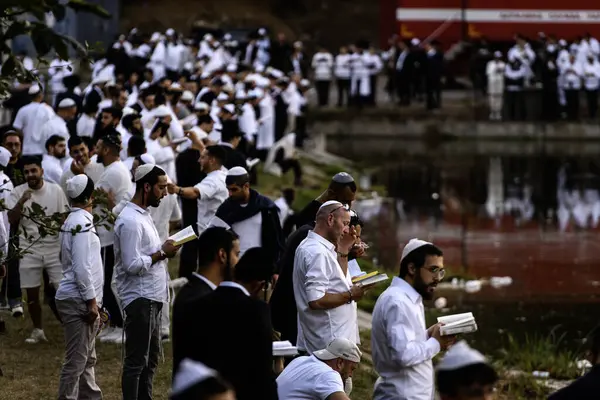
1, 56, 16, 77
51, 32, 70, 61
2, 20, 29, 41
30, 202, 44, 215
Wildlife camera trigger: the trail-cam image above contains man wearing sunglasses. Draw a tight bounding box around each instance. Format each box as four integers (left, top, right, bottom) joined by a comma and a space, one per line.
371, 238, 456, 400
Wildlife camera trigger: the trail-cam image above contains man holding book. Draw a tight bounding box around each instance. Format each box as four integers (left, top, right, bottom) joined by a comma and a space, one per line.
371, 238, 456, 400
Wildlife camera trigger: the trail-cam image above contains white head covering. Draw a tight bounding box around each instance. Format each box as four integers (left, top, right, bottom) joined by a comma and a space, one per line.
134, 163, 162, 182
171, 359, 218, 397
0, 146, 11, 167
217, 92, 229, 102
28, 84, 41, 95
194, 102, 210, 111
189, 126, 208, 141
436, 340, 487, 371
58, 98, 76, 108
139, 153, 155, 165
401, 238, 433, 262
166, 28, 175, 37
153, 105, 170, 117
181, 91, 194, 102
227, 166, 248, 177
226, 64, 237, 72
66, 174, 90, 199
122, 107, 136, 117
313, 338, 362, 363
411, 37, 421, 46
223, 104, 235, 114
318, 200, 343, 211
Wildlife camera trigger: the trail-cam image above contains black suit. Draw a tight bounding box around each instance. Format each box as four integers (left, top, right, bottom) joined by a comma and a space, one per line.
269, 224, 313, 345
172, 274, 215, 376
186, 286, 278, 400
220, 144, 247, 170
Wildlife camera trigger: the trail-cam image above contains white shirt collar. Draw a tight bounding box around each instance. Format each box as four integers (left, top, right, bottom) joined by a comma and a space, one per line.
307, 230, 336, 253
193, 272, 217, 290
391, 276, 422, 304
219, 281, 250, 296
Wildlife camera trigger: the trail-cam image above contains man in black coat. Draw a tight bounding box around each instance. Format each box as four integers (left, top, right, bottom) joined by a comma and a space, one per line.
172, 227, 241, 376
219, 120, 247, 170
184, 248, 278, 400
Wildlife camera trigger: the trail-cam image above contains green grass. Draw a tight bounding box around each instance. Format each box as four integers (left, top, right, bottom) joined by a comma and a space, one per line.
497, 374, 553, 399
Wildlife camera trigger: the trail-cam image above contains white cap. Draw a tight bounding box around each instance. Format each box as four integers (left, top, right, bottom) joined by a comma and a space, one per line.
318, 200, 343, 211
249, 88, 264, 98
559, 39, 567, 46
258, 27, 266, 36
166, 28, 175, 36
150, 32, 161, 42
255, 64, 265, 73
227, 166, 248, 177
58, 98, 76, 108
139, 81, 150, 90
226, 64, 237, 72
436, 340, 487, 371
401, 238, 433, 262
235, 90, 247, 100
411, 37, 421, 46
223, 104, 235, 114
223, 33, 232, 41
181, 90, 194, 102
217, 92, 229, 102
494, 51, 502, 58
300, 79, 310, 87
122, 106, 136, 116
0, 146, 11, 167
313, 338, 362, 363
269, 69, 284, 79
28, 84, 41, 95
139, 153, 156, 165
200, 71, 211, 80
170, 82, 183, 91
204, 33, 213, 41
134, 163, 162, 182
171, 359, 218, 397
194, 102, 210, 111
66, 174, 90, 199
153, 105, 170, 117
189, 126, 208, 141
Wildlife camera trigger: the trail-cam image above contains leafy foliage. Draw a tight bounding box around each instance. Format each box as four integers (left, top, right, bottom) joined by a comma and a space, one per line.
0, 0, 110, 96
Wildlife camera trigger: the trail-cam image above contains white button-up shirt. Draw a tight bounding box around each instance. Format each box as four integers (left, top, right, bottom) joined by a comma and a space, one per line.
42, 154, 64, 184
113, 202, 169, 308
195, 169, 228, 235
94, 160, 132, 247
293, 231, 359, 353
12, 101, 54, 155
371, 277, 441, 400
56, 208, 104, 304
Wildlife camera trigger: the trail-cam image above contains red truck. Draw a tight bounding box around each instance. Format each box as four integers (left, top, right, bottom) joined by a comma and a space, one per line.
380, 0, 600, 46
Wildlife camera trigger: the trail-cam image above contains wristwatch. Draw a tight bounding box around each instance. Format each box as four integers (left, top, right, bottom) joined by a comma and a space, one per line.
178, 187, 183, 196
347, 290, 353, 304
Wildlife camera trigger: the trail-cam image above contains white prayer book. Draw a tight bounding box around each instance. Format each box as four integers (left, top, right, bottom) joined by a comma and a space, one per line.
168, 226, 198, 246
170, 137, 189, 145
246, 158, 260, 169
437, 312, 478, 336
354, 272, 389, 287
273, 341, 298, 357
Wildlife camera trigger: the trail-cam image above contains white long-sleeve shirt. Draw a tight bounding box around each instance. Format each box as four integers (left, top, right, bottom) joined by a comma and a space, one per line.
371, 277, 440, 400
312, 52, 334, 81
334, 54, 351, 79
582, 61, 600, 90
56, 208, 104, 304
94, 160, 132, 247
113, 202, 168, 308
12, 101, 54, 156
42, 154, 64, 184
0, 172, 13, 262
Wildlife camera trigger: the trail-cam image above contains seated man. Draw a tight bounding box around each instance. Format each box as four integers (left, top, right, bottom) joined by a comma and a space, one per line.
436, 341, 498, 400
276, 338, 361, 400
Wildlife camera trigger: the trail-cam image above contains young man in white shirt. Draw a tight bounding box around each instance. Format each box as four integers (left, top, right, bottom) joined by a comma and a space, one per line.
293, 200, 368, 355
93, 133, 132, 343
7, 155, 70, 343
277, 338, 361, 400
371, 238, 455, 400
113, 164, 180, 399
0, 147, 16, 315
42, 135, 67, 184
60, 136, 104, 194
55, 174, 103, 399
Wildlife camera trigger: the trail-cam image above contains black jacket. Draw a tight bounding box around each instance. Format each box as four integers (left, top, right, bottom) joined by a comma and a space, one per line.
172, 274, 214, 376
220, 144, 247, 170
185, 285, 278, 400
547, 365, 600, 400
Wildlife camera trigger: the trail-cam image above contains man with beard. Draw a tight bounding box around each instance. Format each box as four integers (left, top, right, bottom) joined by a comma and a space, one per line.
119, 112, 144, 161
60, 136, 104, 193
6, 156, 69, 343
167, 144, 228, 277
172, 227, 241, 377
93, 107, 123, 142
42, 135, 67, 184
113, 164, 181, 399
371, 238, 455, 400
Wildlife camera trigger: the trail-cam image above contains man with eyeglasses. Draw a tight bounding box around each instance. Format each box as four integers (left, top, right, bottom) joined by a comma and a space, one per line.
371, 238, 456, 400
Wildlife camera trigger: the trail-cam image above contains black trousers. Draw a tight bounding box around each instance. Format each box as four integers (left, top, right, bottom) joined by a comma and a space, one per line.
396, 71, 411, 105
315, 80, 330, 106
368, 76, 378, 105
101, 245, 123, 327
0, 237, 20, 305
336, 79, 350, 106
426, 79, 442, 110
586, 89, 598, 118
122, 298, 162, 400
565, 90, 580, 121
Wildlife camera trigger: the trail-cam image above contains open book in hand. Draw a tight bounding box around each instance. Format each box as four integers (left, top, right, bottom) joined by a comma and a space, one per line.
351, 271, 389, 287
168, 226, 198, 246
437, 312, 478, 336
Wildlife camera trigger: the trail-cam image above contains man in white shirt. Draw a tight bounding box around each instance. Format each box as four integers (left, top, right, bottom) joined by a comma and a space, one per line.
371, 238, 455, 400
41, 98, 76, 147
113, 164, 180, 399
60, 136, 104, 194
42, 135, 67, 184
312, 47, 334, 107
0, 147, 16, 314
7, 156, 70, 343
55, 174, 103, 400
93, 134, 133, 343
12, 84, 54, 156
277, 338, 361, 400
167, 144, 227, 238
293, 200, 367, 355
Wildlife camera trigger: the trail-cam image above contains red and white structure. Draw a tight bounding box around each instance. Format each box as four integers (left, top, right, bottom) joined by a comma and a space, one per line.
379, 0, 600, 46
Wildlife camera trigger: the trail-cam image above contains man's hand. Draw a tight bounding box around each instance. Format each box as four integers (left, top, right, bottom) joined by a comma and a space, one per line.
161, 239, 181, 258
70, 159, 85, 175
338, 226, 358, 254
349, 284, 367, 302
20, 189, 33, 204
84, 302, 99, 325
167, 183, 178, 195
429, 323, 456, 350
184, 131, 205, 152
